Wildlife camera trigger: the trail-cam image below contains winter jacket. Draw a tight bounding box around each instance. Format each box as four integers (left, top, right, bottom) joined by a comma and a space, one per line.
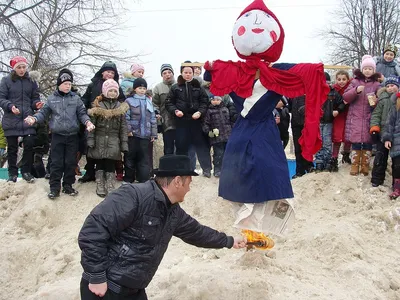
152, 79, 176, 132
81, 61, 125, 109
374, 56, 400, 79
202, 102, 232, 145
0, 71, 40, 137
165, 76, 209, 124
343, 70, 381, 144
120, 73, 137, 97
78, 181, 233, 291
125, 94, 157, 139
382, 99, 400, 158
288, 95, 306, 127
370, 88, 396, 136
34, 90, 90, 136
320, 86, 345, 123
87, 96, 129, 160
202, 81, 238, 123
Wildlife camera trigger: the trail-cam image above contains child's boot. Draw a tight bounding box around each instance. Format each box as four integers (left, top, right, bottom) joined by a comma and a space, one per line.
360, 150, 372, 176
329, 157, 338, 172
106, 172, 116, 193
389, 179, 400, 200
95, 170, 107, 197
350, 150, 361, 176
115, 160, 124, 181
342, 151, 351, 164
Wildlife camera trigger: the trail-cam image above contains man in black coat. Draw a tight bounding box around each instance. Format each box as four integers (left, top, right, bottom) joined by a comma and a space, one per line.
79, 155, 246, 300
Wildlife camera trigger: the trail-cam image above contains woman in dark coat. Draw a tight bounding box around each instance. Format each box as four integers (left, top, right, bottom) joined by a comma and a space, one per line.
87, 79, 129, 197
0, 56, 42, 182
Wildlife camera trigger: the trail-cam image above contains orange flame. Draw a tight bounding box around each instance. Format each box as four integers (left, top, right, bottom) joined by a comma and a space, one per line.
242, 229, 275, 250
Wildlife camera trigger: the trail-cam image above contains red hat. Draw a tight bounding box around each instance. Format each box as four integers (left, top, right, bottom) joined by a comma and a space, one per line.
233, 0, 285, 62
10, 56, 28, 70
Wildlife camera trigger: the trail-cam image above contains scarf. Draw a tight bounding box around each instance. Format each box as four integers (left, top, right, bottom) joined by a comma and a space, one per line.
204, 59, 330, 161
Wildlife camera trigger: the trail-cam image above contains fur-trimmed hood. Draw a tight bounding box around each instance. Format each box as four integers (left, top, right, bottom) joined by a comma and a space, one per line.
353, 69, 382, 82
88, 95, 129, 118
177, 75, 201, 87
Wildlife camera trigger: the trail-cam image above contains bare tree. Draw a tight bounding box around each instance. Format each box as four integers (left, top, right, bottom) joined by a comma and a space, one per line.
0, 0, 138, 95
321, 0, 400, 67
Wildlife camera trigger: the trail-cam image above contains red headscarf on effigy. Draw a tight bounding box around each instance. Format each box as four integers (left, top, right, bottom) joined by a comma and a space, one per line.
204, 0, 330, 161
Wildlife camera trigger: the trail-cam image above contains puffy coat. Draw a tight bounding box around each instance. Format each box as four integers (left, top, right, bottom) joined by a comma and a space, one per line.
152, 79, 176, 132
202, 102, 232, 145
125, 95, 157, 139
87, 96, 129, 160
288, 95, 306, 127
120, 73, 137, 97
78, 181, 233, 291
81, 61, 125, 108
0, 71, 40, 136
382, 97, 400, 158
320, 86, 345, 123
343, 70, 381, 144
370, 88, 396, 136
34, 90, 90, 136
165, 76, 209, 124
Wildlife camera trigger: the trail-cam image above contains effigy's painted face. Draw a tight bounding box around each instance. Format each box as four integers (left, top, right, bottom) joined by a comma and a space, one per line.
232, 9, 281, 57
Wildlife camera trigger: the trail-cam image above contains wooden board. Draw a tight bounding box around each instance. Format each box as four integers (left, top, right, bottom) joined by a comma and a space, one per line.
181, 62, 352, 70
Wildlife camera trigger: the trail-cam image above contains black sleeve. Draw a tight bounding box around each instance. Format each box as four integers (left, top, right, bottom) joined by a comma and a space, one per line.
173, 207, 234, 249
78, 185, 140, 284
198, 87, 209, 116
118, 87, 126, 103
165, 86, 178, 114
81, 83, 93, 110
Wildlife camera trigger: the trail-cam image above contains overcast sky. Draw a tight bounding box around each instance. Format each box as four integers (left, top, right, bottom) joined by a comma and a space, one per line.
118, 0, 338, 87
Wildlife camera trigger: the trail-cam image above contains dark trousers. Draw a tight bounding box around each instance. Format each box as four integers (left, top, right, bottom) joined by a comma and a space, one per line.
80, 279, 147, 300
212, 142, 226, 173
175, 121, 211, 171
84, 157, 96, 177
124, 137, 150, 183
371, 140, 391, 185
6, 135, 35, 176
188, 144, 197, 170
49, 134, 78, 191
97, 159, 116, 173
46, 150, 51, 174
393, 156, 400, 179
162, 129, 176, 155
148, 141, 153, 175
292, 126, 314, 175
281, 132, 289, 150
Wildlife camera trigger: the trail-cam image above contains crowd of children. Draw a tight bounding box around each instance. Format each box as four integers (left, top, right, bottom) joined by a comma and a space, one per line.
1, 44, 400, 200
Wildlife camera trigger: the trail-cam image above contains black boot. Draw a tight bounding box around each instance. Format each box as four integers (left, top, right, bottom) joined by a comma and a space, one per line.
329, 158, 338, 172
342, 152, 351, 164
78, 171, 95, 183
315, 163, 324, 173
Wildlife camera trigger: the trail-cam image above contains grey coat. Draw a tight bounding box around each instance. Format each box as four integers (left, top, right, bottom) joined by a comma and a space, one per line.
0, 71, 40, 136
34, 90, 90, 136
87, 96, 129, 160
152, 79, 176, 132
382, 99, 400, 158
374, 56, 400, 79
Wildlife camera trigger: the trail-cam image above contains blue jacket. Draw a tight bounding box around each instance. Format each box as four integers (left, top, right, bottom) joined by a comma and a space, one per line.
0, 71, 40, 136
125, 95, 157, 139
120, 77, 137, 97
34, 90, 90, 136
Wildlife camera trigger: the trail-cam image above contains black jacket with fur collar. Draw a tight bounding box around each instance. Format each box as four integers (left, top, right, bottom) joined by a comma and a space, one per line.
165, 75, 209, 122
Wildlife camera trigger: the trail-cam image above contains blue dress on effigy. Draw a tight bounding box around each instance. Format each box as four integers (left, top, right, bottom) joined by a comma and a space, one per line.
218, 63, 295, 203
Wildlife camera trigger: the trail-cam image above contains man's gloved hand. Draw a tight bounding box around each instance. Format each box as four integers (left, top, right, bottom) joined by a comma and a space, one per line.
212, 128, 219, 137
208, 131, 215, 138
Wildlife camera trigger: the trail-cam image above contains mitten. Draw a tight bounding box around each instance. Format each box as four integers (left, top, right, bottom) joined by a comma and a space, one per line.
212, 128, 219, 137
208, 131, 215, 138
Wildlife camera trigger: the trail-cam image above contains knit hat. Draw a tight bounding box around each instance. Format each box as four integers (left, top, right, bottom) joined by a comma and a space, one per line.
324, 72, 331, 83
232, 0, 285, 62
180, 60, 194, 73
102, 79, 120, 98
209, 94, 222, 101
57, 68, 73, 86
385, 76, 400, 88
130, 63, 145, 75
10, 56, 28, 70
361, 55, 376, 72
384, 44, 398, 56
132, 78, 147, 90
160, 63, 174, 75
